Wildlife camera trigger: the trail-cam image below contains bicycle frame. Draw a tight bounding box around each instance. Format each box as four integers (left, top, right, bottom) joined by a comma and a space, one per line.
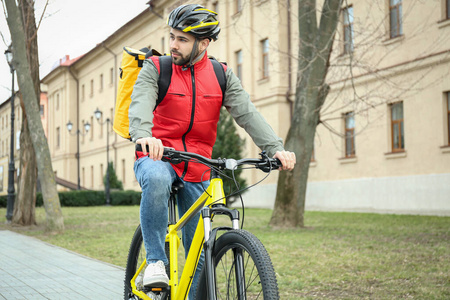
130, 177, 228, 300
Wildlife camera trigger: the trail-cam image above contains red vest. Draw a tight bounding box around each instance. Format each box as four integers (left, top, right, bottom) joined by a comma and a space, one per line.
150, 53, 226, 182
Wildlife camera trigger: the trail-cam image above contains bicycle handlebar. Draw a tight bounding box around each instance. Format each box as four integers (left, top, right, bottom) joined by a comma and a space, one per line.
161, 147, 282, 172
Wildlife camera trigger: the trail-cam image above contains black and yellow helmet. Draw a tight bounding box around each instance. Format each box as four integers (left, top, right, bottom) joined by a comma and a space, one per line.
167, 4, 220, 41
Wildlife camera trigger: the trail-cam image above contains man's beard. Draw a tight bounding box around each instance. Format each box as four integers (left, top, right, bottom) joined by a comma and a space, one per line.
171, 46, 201, 66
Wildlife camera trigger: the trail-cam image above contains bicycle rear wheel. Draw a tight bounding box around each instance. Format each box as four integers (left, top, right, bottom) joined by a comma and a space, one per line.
196, 229, 279, 300
124, 225, 170, 300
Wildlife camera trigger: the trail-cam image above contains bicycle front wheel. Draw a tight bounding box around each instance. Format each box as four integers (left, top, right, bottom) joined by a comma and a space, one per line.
196, 229, 279, 300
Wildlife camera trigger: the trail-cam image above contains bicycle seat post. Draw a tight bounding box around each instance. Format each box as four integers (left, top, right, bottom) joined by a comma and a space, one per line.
168, 181, 184, 225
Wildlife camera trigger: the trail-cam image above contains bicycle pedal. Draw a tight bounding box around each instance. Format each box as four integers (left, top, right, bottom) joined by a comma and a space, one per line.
145, 287, 170, 300
143, 286, 170, 293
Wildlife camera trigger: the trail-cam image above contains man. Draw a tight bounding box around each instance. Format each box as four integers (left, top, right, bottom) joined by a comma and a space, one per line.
129, 3, 296, 298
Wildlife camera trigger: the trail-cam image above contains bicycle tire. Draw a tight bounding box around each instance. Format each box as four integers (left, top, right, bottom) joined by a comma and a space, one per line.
196, 229, 279, 300
124, 225, 170, 300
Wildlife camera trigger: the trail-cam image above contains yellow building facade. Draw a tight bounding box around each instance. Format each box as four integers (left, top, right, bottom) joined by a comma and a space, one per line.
36, 0, 449, 214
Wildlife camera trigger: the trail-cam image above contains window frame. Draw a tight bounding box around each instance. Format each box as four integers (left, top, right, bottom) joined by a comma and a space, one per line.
389, 0, 403, 39
344, 112, 356, 157
99, 74, 104, 92
390, 101, 405, 152
447, 0, 450, 20
235, 50, 243, 83
342, 6, 354, 54
56, 126, 60, 149
261, 38, 269, 79
235, 0, 242, 14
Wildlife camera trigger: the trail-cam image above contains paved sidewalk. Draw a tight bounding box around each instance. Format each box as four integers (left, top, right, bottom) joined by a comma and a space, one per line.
0, 230, 124, 299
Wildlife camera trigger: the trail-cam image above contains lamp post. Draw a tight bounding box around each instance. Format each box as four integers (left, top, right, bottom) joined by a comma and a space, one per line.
4, 45, 15, 223
94, 108, 111, 206
66, 120, 90, 190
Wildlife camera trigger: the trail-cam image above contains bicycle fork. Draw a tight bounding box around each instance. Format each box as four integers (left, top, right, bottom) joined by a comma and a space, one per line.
201, 205, 240, 300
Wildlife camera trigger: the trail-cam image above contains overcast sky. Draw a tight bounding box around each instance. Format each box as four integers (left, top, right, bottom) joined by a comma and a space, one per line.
0, 0, 149, 103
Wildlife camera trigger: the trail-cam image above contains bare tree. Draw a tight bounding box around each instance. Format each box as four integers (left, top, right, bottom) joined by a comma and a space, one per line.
4, 0, 63, 232
12, 0, 47, 226
270, 0, 343, 227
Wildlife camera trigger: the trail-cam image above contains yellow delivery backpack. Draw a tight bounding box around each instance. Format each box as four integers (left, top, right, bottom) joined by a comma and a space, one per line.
113, 47, 162, 139
113, 46, 227, 140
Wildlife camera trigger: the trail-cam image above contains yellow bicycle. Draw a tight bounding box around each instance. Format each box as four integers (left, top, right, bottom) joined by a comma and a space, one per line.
124, 148, 281, 300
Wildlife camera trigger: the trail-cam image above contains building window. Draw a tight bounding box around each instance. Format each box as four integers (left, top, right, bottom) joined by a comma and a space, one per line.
161, 37, 165, 54
446, 0, 450, 20
343, 6, 354, 54
81, 84, 85, 101
90, 79, 94, 96
235, 50, 243, 83
56, 93, 60, 110
447, 92, 450, 145
91, 165, 94, 188
40, 105, 44, 116
99, 74, 104, 91
389, 0, 403, 38
235, 0, 242, 13
82, 167, 85, 188
261, 38, 269, 79
344, 112, 355, 157
56, 126, 60, 148
110, 68, 114, 85
90, 116, 94, 140
122, 159, 126, 184
100, 163, 104, 187
391, 102, 405, 152
213, 1, 219, 14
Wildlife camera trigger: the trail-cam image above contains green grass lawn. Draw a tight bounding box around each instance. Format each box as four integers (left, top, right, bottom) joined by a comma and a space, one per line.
1, 206, 449, 299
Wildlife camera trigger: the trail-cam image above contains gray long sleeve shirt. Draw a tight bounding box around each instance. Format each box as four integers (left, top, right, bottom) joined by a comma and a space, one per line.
129, 58, 284, 157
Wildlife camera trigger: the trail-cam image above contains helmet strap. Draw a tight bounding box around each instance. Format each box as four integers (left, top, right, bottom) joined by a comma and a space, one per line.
182, 38, 205, 71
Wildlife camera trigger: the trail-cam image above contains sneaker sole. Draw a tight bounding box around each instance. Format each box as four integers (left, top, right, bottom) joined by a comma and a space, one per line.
143, 276, 169, 288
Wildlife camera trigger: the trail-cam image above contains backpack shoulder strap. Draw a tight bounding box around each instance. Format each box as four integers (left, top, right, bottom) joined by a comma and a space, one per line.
155, 56, 173, 111
210, 58, 227, 101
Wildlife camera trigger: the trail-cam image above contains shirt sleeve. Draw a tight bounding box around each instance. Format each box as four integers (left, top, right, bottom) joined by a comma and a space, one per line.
222, 67, 285, 157
129, 59, 159, 142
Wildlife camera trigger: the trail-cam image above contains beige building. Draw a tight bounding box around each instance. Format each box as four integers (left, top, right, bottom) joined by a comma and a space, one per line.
38, 0, 449, 214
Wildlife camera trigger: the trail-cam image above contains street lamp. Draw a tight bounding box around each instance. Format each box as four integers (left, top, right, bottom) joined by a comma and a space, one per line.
94, 108, 111, 206
4, 45, 15, 223
66, 120, 90, 190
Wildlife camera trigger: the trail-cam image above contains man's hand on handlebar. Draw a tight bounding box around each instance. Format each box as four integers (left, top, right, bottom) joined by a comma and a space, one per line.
136, 137, 164, 161
273, 150, 296, 171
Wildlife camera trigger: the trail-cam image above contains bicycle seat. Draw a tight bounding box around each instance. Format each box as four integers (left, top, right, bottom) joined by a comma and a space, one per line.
171, 181, 184, 193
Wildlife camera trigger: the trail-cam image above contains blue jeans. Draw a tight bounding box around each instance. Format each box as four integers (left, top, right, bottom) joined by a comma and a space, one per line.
134, 156, 207, 298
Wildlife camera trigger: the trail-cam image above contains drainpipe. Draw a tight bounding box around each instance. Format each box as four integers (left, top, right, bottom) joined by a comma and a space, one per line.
101, 43, 119, 172
68, 66, 81, 190
286, 0, 293, 121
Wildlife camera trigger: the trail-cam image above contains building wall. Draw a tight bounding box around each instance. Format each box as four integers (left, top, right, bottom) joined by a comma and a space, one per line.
41, 0, 449, 214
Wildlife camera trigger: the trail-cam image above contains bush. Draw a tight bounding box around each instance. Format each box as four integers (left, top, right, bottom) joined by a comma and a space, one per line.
33, 190, 141, 207
110, 190, 141, 206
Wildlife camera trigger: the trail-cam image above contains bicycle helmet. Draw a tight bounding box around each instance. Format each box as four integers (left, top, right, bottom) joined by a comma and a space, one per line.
167, 4, 220, 41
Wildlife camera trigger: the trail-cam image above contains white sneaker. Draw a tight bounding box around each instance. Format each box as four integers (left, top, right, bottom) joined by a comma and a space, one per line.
143, 260, 169, 287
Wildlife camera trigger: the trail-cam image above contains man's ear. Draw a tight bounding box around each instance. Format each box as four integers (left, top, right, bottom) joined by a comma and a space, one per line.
199, 38, 210, 52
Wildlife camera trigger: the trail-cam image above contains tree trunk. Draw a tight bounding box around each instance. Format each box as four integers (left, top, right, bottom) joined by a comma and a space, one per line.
270, 0, 341, 228
5, 0, 64, 232
12, 0, 40, 226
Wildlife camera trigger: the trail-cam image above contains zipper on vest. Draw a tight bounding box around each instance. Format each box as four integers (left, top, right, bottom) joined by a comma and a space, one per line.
181, 66, 196, 179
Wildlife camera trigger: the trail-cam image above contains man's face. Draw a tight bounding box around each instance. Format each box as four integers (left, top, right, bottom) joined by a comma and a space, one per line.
169, 29, 197, 66
169, 29, 209, 66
